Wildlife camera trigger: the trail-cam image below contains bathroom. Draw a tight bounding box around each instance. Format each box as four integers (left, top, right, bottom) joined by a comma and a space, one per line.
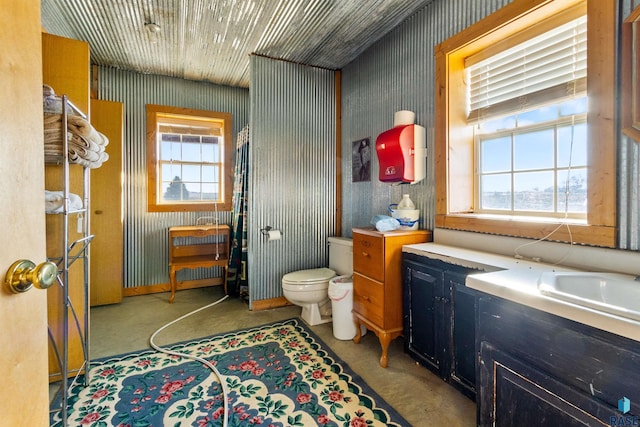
4, 0, 640, 425
71, 0, 640, 312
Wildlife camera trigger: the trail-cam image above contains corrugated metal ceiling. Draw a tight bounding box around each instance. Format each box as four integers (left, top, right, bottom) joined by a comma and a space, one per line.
41, 0, 435, 88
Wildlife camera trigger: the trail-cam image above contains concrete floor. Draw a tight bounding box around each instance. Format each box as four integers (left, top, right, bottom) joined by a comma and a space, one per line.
88, 286, 477, 426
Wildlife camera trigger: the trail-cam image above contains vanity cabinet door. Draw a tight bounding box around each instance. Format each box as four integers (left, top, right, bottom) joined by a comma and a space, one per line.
478, 296, 640, 426
402, 253, 483, 400
480, 342, 615, 427
448, 272, 480, 399
403, 259, 445, 375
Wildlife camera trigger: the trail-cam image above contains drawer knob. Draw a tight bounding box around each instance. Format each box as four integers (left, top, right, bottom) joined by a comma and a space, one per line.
362, 252, 369, 257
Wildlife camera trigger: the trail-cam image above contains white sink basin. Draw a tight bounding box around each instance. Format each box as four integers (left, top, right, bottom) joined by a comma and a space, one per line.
538, 272, 640, 321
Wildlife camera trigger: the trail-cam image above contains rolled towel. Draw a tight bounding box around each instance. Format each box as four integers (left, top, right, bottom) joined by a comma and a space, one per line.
68, 115, 100, 140
42, 86, 81, 116
45, 190, 83, 213
67, 152, 93, 168
43, 96, 62, 115
46, 113, 109, 148
44, 127, 65, 145
69, 133, 103, 153
43, 145, 63, 155
43, 112, 110, 168
44, 191, 63, 212
43, 96, 79, 116
43, 84, 55, 97
44, 113, 90, 134
96, 130, 109, 147
44, 113, 61, 126
43, 85, 88, 118
69, 146, 101, 163
69, 149, 109, 169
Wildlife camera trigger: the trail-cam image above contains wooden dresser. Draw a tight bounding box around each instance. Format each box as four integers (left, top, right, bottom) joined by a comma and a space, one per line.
352, 227, 432, 368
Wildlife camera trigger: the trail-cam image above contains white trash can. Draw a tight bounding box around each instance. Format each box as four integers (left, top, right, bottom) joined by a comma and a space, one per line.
328, 275, 364, 340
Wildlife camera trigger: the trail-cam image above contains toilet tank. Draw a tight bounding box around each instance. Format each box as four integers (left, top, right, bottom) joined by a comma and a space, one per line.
328, 237, 353, 275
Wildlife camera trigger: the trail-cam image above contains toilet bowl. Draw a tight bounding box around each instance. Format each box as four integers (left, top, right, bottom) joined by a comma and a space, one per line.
282, 267, 336, 325
282, 237, 353, 326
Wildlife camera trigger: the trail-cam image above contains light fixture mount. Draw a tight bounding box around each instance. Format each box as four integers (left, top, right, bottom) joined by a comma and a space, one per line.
145, 22, 161, 33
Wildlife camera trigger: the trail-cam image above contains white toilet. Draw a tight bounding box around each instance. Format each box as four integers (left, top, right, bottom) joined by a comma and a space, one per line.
282, 237, 353, 326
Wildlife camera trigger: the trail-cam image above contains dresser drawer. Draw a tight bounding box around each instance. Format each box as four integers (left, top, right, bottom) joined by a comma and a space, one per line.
353, 273, 384, 327
353, 232, 384, 281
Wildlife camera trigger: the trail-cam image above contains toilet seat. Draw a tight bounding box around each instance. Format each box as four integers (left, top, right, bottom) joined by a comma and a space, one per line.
282, 267, 335, 286
282, 267, 335, 326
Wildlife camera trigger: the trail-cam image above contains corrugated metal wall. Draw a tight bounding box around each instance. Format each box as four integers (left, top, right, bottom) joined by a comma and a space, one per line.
620, 0, 640, 250
618, 132, 640, 250
96, 67, 249, 287
96, 0, 640, 293
341, 0, 510, 237
342, 0, 640, 252
249, 55, 336, 305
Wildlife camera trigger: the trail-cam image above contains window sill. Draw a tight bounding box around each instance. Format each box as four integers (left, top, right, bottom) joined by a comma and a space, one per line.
435, 213, 616, 248
148, 201, 231, 213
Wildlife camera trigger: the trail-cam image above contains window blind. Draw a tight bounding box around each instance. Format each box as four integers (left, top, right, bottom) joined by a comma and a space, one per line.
466, 15, 586, 122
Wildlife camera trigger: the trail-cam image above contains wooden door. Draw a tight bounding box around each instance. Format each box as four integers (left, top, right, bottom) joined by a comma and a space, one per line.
0, 0, 49, 424
90, 99, 124, 306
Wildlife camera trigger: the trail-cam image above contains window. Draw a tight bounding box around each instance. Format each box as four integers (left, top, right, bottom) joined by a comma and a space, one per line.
476, 99, 587, 218
146, 105, 232, 212
434, 0, 617, 247
467, 12, 588, 219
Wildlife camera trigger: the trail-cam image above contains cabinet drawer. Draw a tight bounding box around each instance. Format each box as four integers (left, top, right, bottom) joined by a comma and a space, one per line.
353, 273, 384, 327
353, 233, 384, 281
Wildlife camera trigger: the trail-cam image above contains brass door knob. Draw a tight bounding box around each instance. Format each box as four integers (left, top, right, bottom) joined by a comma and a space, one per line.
4, 260, 58, 293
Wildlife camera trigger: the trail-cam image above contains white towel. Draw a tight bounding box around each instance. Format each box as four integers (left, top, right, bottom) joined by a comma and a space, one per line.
43, 113, 110, 168
45, 190, 83, 213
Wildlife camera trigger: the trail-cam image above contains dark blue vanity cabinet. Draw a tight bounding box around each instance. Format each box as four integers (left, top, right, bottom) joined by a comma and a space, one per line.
402, 252, 483, 400
478, 295, 640, 426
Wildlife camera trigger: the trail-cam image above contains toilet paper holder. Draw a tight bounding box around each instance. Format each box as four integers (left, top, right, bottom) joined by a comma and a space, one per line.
260, 226, 272, 235
260, 226, 282, 236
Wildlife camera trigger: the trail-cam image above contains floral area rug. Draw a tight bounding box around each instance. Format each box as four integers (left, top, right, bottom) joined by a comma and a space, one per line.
50, 318, 411, 426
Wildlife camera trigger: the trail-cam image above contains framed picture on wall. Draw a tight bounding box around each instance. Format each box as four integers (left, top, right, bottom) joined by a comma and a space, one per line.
352, 137, 371, 182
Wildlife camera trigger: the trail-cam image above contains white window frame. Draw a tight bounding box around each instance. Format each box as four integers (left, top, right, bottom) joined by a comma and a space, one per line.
473, 104, 588, 220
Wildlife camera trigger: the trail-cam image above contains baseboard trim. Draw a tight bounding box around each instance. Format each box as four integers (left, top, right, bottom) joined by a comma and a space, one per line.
123, 282, 292, 313
123, 278, 223, 297
251, 296, 292, 311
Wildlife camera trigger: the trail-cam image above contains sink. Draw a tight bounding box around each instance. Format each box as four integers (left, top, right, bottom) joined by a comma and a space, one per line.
538, 272, 640, 322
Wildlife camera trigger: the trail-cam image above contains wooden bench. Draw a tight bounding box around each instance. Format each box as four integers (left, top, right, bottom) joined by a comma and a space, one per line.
168, 225, 230, 303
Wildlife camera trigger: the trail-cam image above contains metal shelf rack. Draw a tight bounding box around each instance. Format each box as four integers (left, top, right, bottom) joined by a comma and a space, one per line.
45, 94, 94, 426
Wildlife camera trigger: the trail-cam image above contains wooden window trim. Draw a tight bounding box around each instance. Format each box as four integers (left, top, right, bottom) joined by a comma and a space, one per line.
146, 104, 233, 212
434, 0, 617, 248
621, 4, 640, 143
